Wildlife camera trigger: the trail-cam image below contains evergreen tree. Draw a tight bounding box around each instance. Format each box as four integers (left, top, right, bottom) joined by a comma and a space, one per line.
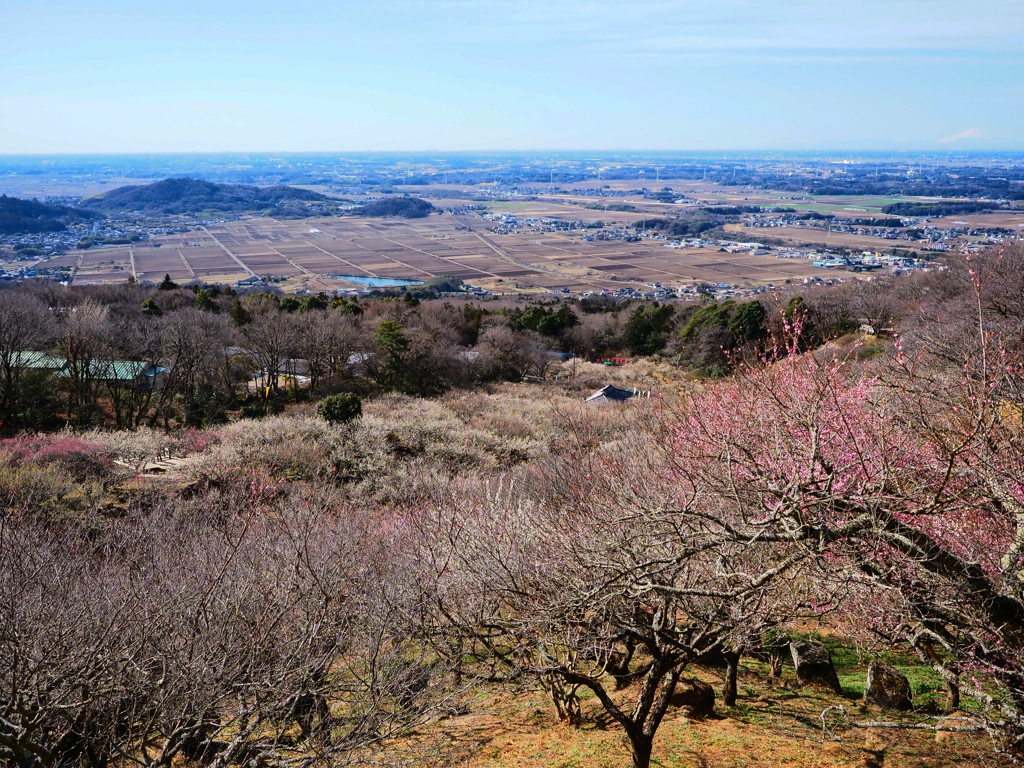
229, 298, 250, 326
623, 303, 676, 356
194, 288, 218, 312
726, 300, 767, 344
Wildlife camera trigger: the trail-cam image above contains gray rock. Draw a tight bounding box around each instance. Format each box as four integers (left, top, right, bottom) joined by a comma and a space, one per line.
864, 662, 912, 710
789, 642, 843, 694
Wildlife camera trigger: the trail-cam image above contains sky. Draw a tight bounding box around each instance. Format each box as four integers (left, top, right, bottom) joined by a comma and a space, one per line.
1, 0, 1022, 153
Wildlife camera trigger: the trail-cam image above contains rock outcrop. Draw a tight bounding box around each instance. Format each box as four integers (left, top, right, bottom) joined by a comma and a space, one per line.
790, 642, 843, 694
864, 662, 913, 710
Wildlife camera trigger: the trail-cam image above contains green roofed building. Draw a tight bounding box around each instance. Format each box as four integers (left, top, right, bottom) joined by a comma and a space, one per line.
10, 351, 66, 370
12, 352, 168, 390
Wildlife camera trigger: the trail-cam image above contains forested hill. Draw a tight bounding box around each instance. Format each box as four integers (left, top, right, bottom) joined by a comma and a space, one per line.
80, 178, 333, 215
356, 197, 435, 218
0, 194, 100, 235
881, 200, 1003, 216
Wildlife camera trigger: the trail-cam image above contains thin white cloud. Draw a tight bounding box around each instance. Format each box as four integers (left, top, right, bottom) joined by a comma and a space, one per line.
378, 0, 1024, 51
940, 128, 984, 143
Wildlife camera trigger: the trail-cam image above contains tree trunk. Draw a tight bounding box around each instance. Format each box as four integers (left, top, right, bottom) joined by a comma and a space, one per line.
944, 678, 960, 713
723, 651, 740, 707
629, 732, 653, 768
541, 673, 582, 727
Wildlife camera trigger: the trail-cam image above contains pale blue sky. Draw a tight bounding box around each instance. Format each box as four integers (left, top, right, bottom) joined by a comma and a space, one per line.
1, 0, 1022, 152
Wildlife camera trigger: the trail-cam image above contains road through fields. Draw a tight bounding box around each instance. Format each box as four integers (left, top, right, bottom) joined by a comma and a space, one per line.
202, 226, 256, 277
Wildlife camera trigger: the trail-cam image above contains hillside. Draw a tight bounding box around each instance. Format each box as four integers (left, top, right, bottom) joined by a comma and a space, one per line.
80, 177, 333, 216
0, 386, 996, 768
356, 196, 435, 218
1, 247, 1023, 768
0, 194, 100, 234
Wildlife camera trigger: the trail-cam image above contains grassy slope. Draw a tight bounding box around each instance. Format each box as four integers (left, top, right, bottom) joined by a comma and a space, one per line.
428, 647, 993, 768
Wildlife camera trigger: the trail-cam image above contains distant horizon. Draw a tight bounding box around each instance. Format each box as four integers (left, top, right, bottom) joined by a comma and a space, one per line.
4, 149, 1024, 158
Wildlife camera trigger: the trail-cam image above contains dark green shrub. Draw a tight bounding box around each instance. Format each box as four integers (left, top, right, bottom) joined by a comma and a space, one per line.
317, 393, 362, 424
239, 403, 266, 420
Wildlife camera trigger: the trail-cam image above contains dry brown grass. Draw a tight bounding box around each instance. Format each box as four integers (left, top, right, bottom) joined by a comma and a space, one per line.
420, 660, 1000, 768
552, 357, 690, 395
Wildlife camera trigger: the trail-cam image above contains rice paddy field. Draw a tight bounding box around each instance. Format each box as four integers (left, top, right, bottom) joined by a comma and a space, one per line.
33, 208, 828, 293
10, 178, 1006, 294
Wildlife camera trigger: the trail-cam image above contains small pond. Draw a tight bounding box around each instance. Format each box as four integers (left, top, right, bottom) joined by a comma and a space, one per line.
328, 275, 424, 287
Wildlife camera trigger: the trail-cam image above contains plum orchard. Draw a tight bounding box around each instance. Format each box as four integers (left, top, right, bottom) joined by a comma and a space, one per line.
673, 334, 1024, 750
412, 259, 1024, 766
0, 482, 450, 768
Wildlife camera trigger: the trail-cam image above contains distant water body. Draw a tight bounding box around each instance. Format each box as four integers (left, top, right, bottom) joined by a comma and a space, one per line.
329, 275, 423, 287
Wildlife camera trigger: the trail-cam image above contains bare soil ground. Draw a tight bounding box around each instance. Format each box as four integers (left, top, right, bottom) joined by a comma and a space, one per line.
413, 655, 1000, 768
